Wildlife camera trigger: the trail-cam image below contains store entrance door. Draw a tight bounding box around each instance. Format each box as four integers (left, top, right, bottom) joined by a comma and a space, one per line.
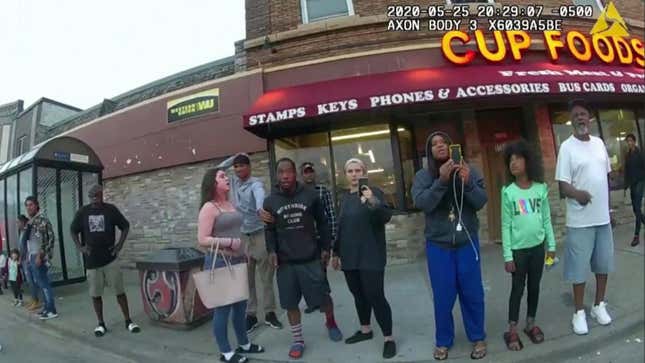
476, 108, 524, 243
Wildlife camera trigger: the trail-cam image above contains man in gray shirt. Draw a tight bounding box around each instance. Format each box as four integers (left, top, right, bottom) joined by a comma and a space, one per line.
219, 153, 282, 332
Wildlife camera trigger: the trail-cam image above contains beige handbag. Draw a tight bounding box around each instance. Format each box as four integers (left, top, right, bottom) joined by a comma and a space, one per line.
193, 240, 249, 309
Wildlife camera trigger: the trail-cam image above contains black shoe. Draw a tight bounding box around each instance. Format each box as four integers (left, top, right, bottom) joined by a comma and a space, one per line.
383, 341, 397, 359
345, 330, 373, 344
632, 236, 641, 247
265, 312, 283, 329
304, 305, 319, 314
246, 315, 259, 333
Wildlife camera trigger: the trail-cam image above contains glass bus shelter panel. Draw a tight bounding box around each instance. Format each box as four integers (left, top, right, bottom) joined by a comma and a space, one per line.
6, 175, 18, 252
37, 167, 63, 282
0, 180, 5, 252
61, 170, 84, 279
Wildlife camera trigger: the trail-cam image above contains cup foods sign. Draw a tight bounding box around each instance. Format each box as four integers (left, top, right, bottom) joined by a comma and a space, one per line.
167, 88, 219, 123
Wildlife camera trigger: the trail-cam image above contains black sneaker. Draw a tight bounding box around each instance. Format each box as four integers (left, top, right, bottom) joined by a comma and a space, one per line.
345, 330, 373, 344
246, 315, 259, 333
383, 341, 397, 359
265, 312, 283, 329
631, 236, 640, 247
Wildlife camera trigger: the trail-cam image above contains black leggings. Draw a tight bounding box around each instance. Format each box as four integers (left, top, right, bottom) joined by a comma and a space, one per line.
10, 281, 23, 300
344, 270, 393, 336
508, 243, 545, 323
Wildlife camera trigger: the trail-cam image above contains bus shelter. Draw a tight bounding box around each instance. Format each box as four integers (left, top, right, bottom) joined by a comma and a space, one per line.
0, 136, 103, 286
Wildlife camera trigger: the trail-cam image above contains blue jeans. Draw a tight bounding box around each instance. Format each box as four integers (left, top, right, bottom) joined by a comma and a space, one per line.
29, 255, 56, 314
23, 259, 43, 302
426, 240, 486, 348
213, 300, 249, 353
204, 254, 249, 353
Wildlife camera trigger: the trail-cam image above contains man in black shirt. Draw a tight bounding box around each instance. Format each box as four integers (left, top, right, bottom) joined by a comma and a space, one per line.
263, 158, 333, 360
70, 185, 140, 337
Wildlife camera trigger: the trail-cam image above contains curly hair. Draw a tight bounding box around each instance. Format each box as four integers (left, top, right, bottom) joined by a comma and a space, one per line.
503, 139, 544, 184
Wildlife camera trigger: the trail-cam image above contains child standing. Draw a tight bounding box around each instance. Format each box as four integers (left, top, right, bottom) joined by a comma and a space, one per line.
7, 249, 24, 306
501, 140, 556, 351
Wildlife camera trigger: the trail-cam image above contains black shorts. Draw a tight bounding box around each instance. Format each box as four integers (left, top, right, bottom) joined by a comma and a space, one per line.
277, 260, 326, 310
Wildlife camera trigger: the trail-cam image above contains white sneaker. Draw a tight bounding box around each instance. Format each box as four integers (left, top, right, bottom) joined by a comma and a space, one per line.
591, 302, 612, 326
572, 310, 589, 335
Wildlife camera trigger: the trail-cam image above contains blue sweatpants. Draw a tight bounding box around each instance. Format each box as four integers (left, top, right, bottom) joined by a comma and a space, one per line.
426, 240, 486, 348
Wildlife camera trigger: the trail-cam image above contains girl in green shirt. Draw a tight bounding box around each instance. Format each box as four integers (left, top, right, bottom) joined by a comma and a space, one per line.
501, 140, 556, 351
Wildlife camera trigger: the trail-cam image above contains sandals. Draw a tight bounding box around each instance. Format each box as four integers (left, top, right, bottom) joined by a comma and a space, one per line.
524, 326, 545, 344
470, 341, 487, 360
127, 322, 141, 333
433, 346, 449, 361
289, 342, 305, 359
219, 353, 248, 363
235, 344, 265, 354
503, 331, 523, 351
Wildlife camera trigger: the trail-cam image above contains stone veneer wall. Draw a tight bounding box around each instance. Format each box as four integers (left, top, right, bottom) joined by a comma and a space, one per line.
104, 152, 271, 269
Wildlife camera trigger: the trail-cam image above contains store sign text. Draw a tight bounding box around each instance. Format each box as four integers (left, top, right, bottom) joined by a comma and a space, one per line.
441, 30, 644, 68
246, 67, 644, 127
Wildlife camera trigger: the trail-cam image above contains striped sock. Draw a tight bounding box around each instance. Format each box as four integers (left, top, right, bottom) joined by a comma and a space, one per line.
291, 323, 304, 344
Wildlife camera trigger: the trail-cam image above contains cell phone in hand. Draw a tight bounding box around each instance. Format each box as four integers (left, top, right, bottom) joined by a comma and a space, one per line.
358, 177, 369, 196
450, 144, 462, 164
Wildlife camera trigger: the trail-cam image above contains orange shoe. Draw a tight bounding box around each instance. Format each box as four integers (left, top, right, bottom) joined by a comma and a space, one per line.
28, 301, 42, 312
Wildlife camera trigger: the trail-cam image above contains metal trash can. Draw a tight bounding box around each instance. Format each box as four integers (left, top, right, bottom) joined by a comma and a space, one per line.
136, 247, 211, 330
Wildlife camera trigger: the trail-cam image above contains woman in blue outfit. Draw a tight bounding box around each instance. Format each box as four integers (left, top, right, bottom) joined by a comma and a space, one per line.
411, 131, 488, 361
197, 168, 265, 363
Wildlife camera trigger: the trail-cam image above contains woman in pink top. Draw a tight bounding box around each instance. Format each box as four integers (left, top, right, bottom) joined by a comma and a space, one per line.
197, 167, 264, 363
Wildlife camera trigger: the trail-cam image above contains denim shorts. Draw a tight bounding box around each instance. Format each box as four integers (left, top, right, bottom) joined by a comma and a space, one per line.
564, 224, 615, 284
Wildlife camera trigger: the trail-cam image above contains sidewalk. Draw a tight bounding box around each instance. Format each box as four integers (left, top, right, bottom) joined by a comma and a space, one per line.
2, 223, 643, 363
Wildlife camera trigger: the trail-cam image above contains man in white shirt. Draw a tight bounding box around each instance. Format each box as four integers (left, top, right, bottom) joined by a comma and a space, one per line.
555, 99, 614, 336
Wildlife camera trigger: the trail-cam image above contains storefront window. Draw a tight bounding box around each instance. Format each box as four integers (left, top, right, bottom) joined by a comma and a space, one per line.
274, 132, 334, 191
550, 108, 600, 151
398, 127, 415, 209
598, 109, 638, 190
331, 125, 398, 208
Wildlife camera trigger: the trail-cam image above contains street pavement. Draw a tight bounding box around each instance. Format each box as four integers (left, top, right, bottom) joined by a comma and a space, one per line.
0, 223, 643, 363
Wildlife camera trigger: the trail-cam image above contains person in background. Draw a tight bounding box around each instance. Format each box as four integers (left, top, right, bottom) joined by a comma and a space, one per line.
70, 185, 140, 337
555, 99, 614, 335
24, 196, 58, 320
4, 249, 24, 306
501, 140, 556, 351
411, 131, 488, 360
332, 158, 396, 359
218, 153, 282, 333
18, 214, 41, 311
624, 133, 645, 247
197, 168, 264, 363
263, 158, 333, 360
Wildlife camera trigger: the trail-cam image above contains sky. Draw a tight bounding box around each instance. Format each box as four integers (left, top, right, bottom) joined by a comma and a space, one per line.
0, 0, 245, 110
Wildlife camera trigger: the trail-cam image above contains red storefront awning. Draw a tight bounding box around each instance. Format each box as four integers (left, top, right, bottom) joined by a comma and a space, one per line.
243, 63, 644, 128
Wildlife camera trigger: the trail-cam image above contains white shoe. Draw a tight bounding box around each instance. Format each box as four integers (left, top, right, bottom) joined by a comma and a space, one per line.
572, 310, 589, 335
591, 302, 612, 326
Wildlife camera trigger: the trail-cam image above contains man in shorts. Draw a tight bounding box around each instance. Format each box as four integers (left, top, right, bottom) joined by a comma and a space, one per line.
555, 99, 614, 335
70, 185, 140, 337
263, 158, 333, 359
